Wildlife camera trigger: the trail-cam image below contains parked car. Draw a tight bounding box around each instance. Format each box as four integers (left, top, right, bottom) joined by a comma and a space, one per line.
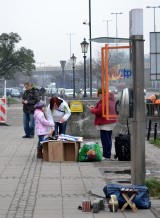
5, 88, 12, 96
15, 87, 23, 97
64, 89, 77, 98
10, 88, 21, 98
86, 88, 97, 97
79, 88, 98, 97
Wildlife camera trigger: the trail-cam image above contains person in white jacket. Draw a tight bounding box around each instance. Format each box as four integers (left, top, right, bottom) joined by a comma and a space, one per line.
47, 96, 71, 136
34, 102, 55, 158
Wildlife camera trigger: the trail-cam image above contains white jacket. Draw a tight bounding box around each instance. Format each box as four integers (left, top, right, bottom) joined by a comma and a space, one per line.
47, 98, 71, 123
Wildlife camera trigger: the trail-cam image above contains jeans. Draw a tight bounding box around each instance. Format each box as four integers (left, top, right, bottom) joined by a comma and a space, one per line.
100, 130, 112, 158
23, 112, 35, 137
38, 135, 45, 148
54, 121, 67, 136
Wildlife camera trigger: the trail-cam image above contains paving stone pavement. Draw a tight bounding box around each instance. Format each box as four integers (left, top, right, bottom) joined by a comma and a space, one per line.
0, 103, 159, 218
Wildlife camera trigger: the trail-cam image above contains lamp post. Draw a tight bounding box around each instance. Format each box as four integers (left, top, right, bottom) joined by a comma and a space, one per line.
66, 33, 75, 58
70, 54, 77, 98
111, 12, 123, 43
146, 6, 160, 32
89, 0, 92, 98
102, 19, 112, 37
83, 0, 92, 97
60, 60, 66, 89
80, 38, 89, 97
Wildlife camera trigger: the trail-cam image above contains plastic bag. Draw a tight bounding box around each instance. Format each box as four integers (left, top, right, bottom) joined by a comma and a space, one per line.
78, 142, 102, 162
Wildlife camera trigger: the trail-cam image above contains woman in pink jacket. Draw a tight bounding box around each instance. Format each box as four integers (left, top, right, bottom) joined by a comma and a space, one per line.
34, 102, 55, 158
90, 87, 117, 160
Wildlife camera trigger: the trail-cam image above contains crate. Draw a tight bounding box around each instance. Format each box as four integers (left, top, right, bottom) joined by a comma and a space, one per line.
43, 140, 81, 162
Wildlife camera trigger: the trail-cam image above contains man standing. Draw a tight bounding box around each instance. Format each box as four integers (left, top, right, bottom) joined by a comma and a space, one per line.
22, 82, 40, 138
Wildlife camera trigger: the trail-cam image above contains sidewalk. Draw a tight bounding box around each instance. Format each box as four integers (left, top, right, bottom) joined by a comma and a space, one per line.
0, 104, 159, 217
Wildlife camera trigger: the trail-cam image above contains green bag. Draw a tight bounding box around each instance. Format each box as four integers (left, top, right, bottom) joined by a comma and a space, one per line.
78, 142, 102, 162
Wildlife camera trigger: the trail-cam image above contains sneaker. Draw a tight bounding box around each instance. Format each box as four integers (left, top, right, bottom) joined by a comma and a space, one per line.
22, 135, 29, 138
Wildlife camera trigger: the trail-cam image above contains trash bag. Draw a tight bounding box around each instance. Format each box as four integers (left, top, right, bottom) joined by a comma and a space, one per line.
78, 142, 102, 162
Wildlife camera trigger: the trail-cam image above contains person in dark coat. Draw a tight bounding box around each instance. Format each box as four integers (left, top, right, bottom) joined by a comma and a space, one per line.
22, 82, 40, 138
89, 87, 117, 160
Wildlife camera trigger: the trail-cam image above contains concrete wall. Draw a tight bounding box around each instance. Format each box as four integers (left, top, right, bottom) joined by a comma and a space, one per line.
65, 99, 128, 139
66, 99, 99, 139
45, 97, 130, 140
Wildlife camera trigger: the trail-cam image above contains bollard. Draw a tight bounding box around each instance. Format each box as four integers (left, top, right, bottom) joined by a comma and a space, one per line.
147, 119, 151, 141
154, 122, 157, 141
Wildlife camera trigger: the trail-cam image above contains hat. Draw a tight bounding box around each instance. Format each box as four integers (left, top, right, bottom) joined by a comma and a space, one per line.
34, 102, 46, 109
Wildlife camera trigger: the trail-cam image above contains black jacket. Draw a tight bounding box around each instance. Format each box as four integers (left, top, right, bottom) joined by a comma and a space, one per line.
22, 87, 40, 113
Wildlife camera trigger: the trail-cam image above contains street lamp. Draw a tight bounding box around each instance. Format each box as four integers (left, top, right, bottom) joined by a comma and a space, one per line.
83, 0, 92, 97
70, 54, 77, 98
80, 38, 89, 97
66, 33, 75, 58
111, 12, 123, 44
146, 6, 160, 32
102, 19, 112, 37
89, 0, 92, 98
60, 60, 66, 89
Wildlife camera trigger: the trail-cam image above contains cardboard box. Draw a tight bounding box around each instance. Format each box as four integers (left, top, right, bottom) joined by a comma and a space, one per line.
48, 141, 64, 162
43, 140, 81, 162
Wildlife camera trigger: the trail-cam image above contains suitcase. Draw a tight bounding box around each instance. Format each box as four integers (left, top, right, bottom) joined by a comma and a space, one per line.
114, 120, 130, 161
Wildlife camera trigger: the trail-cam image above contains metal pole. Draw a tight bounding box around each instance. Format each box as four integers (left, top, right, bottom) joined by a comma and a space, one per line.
111, 12, 123, 45
116, 14, 118, 39
63, 69, 65, 89
60, 61, 66, 90
153, 7, 156, 32
146, 6, 160, 32
43, 68, 45, 87
69, 34, 71, 58
67, 33, 74, 59
131, 35, 145, 185
102, 20, 112, 37
154, 122, 157, 141
147, 119, 152, 141
107, 21, 109, 37
73, 66, 75, 98
4, 80, 6, 99
89, 0, 92, 98
84, 54, 87, 97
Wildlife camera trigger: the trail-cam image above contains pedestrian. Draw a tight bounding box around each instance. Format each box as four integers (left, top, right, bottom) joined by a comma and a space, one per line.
34, 102, 55, 158
47, 96, 71, 136
22, 82, 40, 138
89, 87, 117, 160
